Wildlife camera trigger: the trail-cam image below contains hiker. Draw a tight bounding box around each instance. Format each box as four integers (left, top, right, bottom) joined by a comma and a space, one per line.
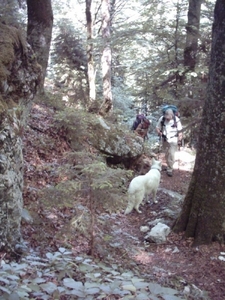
132, 114, 151, 141
156, 108, 182, 177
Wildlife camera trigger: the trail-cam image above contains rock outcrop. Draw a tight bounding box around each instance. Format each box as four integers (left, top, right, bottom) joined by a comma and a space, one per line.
0, 23, 41, 254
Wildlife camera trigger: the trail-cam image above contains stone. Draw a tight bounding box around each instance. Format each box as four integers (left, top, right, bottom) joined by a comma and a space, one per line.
21, 208, 33, 224
145, 222, 171, 243
218, 256, 225, 262
140, 226, 150, 233
90, 121, 144, 166
148, 218, 165, 226
172, 246, 180, 253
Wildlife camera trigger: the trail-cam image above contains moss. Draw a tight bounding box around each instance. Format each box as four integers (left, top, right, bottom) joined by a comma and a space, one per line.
0, 22, 41, 125
0, 96, 7, 112
0, 23, 28, 116
0, 23, 27, 83
0, 95, 8, 126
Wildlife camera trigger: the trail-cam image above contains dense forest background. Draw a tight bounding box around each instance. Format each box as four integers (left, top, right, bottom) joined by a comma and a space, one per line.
1, 0, 214, 117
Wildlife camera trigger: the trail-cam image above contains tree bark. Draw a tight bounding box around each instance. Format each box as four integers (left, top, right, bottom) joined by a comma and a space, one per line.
173, 0, 225, 245
184, 0, 202, 71
27, 0, 53, 92
86, 0, 96, 107
99, 0, 113, 116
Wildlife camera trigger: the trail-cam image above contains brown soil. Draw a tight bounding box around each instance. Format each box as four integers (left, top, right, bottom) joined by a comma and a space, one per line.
22, 103, 225, 300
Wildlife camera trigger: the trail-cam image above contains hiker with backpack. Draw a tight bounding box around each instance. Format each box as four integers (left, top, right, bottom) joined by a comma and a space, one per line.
156, 106, 182, 177
132, 114, 151, 141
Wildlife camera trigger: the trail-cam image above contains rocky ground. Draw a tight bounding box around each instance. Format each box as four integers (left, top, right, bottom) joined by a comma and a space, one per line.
19, 103, 225, 300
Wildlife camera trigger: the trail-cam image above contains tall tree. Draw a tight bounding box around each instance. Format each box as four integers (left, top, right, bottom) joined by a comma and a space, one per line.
184, 0, 202, 71
27, 0, 53, 92
99, 0, 113, 116
173, 0, 225, 245
86, 0, 96, 107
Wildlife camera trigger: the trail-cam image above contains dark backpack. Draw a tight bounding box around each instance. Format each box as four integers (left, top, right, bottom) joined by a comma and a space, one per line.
132, 114, 145, 130
160, 105, 180, 129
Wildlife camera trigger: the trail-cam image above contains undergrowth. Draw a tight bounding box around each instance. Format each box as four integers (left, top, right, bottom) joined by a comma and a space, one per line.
38, 154, 133, 242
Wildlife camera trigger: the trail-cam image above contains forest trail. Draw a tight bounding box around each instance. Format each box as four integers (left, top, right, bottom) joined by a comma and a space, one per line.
22, 103, 225, 300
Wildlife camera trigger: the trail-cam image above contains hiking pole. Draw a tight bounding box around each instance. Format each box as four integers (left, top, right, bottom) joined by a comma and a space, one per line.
178, 143, 180, 172
182, 138, 185, 149
157, 135, 162, 160
177, 139, 183, 172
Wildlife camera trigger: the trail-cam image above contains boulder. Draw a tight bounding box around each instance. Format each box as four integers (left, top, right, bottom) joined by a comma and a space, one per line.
90, 118, 145, 166
145, 222, 171, 243
140, 226, 150, 233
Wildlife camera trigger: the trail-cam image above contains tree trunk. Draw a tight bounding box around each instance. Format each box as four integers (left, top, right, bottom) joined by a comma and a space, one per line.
99, 0, 113, 116
27, 0, 53, 92
174, 1, 184, 88
173, 0, 225, 245
86, 0, 96, 108
0, 23, 41, 255
184, 0, 202, 71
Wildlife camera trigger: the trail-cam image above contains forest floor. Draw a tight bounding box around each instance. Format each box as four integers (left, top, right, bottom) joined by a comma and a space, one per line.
20, 102, 225, 300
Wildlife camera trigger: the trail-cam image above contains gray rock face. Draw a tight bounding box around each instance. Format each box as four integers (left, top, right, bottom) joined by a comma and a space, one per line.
91, 120, 144, 164
98, 132, 143, 158
0, 23, 41, 253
